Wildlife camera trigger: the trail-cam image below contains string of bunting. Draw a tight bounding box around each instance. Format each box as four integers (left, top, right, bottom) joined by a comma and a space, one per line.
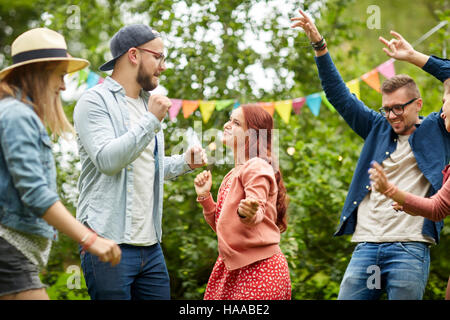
64, 58, 396, 124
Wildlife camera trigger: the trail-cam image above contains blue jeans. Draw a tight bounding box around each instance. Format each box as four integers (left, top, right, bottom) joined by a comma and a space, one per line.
80, 242, 170, 300
338, 242, 430, 300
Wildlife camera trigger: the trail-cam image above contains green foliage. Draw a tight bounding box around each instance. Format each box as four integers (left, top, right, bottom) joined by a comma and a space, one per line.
2, 0, 449, 300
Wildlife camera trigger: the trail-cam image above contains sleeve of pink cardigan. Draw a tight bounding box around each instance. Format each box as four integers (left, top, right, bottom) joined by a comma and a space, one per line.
197, 193, 217, 232
403, 179, 450, 222
239, 158, 275, 226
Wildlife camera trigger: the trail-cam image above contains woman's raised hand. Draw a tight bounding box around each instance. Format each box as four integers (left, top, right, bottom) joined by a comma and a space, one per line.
194, 170, 212, 196
369, 161, 391, 194
379, 31, 415, 61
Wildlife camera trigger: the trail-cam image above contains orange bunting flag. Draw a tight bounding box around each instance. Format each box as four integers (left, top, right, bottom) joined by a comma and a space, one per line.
182, 100, 200, 118
274, 100, 293, 124
257, 102, 275, 116
361, 69, 381, 93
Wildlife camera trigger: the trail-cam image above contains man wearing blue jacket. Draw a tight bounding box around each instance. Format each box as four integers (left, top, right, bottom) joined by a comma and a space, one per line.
292, 9, 450, 299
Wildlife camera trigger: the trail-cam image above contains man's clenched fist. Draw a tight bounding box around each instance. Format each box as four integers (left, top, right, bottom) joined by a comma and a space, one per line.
148, 94, 171, 121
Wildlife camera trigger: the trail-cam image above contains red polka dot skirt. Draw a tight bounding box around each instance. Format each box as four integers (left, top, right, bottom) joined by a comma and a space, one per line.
204, 171, 291, 300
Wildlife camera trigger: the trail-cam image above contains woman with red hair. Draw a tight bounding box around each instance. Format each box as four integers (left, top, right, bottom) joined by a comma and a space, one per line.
194, 104, 291, 300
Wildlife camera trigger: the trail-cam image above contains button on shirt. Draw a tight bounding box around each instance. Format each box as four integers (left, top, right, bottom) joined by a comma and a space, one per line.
125, 96, 157, 246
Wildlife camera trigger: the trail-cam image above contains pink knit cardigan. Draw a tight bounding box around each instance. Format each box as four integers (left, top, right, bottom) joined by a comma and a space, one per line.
197, 157, 282, 270
403, 165, 450, 221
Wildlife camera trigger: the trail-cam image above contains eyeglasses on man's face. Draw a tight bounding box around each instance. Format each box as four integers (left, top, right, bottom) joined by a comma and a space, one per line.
379, 97, 418, 117
136, 47, 166, 66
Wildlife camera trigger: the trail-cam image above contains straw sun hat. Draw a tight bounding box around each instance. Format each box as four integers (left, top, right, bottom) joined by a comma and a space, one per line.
0, 28, 89, 80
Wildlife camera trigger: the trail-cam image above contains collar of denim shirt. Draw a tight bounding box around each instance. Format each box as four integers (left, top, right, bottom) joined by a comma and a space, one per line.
103, 76, 151, 104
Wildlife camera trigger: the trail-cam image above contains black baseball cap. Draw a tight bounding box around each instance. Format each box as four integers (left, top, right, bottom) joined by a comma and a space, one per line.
99, 24, 161, 72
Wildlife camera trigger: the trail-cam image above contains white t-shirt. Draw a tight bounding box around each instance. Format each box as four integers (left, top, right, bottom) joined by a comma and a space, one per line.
352, 134, 435, 244
125, 95, 157, 246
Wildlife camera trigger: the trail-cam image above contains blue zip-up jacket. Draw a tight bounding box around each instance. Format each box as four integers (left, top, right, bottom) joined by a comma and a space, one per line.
315, 53, 450, 243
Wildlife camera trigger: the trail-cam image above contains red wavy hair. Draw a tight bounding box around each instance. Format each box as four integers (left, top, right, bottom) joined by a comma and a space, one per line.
240, 104, 288, 233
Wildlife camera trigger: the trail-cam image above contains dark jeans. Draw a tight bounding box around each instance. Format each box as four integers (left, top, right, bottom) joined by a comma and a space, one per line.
80, 242, 170, 300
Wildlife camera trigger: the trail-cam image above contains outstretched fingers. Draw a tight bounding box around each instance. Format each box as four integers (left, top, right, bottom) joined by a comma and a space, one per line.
379, 36, 390, 47
390, 30, 405, 41
290, 8, 311, 27
298, 8, 311, 21
372, 161, 385, 176
379, 36, 396, 57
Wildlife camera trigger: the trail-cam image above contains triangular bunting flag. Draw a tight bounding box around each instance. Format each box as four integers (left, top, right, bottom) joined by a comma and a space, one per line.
306, 93, 321, 116
77, 68, 89, 87
346, 79, 360, 99
233, 101, 240, 109
169, 99, 182, 121
292, 97, 306, 114
377, 58, 396, 79
182, 100, 199, 118
199, 100, 216, 123
86, 71, 101, 89
361, 69, 381, 93
274, 100, 293, 124
258, 102, 275, 116
215, 99, 234, 111
320, 92, 335, 113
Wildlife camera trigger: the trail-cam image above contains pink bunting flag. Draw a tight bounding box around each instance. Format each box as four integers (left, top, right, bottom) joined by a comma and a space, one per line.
376, 59, 396, 79
292, 97, 306, 114
169, 99, 182, 121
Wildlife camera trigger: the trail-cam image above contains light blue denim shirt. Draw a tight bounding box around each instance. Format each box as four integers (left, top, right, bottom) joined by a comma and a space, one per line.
0, 96, 59, 240
73, 77, 191, 244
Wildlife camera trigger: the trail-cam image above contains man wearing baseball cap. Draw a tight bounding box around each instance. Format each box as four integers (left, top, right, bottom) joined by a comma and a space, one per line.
74, 24, 207, 300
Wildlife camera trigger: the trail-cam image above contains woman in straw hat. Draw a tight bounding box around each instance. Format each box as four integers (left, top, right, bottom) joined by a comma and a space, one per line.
0, 28, 121, 300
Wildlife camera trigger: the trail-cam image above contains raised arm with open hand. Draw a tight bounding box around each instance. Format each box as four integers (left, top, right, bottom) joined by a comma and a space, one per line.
379, 31, 429, 68
290, 8, 328, 56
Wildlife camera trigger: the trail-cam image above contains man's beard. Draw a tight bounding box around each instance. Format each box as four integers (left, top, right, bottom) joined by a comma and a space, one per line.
136, 63, 157, 91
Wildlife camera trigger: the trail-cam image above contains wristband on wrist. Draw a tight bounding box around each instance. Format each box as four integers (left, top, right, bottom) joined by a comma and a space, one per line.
81, 231, 97, 253
311, 37, 327, 51
80, 232, 90, 244
197, 192, 211, 201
